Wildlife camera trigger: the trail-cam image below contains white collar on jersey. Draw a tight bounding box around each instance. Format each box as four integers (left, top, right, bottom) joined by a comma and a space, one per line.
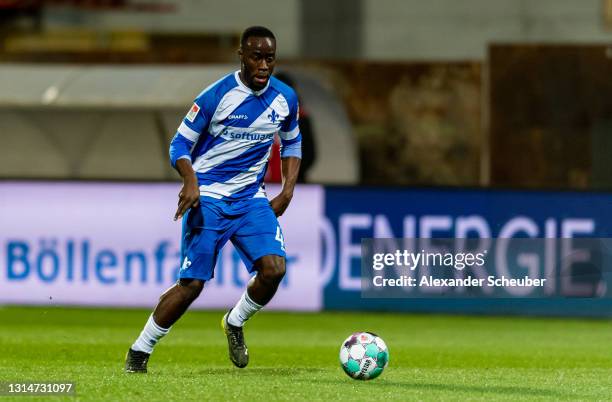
234, 71, 270, 96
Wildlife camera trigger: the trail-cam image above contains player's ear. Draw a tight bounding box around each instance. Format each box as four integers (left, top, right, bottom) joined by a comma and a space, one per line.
237, 47, 243, 60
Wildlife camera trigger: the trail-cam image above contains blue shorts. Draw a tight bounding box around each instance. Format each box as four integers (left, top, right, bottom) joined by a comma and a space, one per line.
179, 196, 286, 281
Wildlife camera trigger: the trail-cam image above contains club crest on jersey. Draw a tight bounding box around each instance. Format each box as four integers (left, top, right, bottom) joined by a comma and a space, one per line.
267, 109, 279, 124
186, 103, 200, 122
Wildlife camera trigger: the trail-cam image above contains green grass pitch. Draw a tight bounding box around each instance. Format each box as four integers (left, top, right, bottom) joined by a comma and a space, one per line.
1, 306, 611, 401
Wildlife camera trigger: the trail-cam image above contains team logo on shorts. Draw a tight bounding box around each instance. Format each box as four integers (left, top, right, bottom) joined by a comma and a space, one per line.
180, 257, 192, 271
186, 103, 200, 122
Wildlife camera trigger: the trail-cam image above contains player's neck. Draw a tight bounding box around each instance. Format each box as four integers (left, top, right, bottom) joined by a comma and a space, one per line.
238, 71, 252, 90
237, 71, 267, 94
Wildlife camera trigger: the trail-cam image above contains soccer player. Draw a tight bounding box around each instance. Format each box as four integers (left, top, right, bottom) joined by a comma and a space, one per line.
125, 26, 301, 373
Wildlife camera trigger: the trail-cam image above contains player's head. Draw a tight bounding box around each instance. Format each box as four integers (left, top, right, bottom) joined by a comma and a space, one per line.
238, 26, 276, 91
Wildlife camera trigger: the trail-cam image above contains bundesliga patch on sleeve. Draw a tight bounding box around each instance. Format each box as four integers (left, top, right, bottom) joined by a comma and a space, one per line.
186, 103, 200, 122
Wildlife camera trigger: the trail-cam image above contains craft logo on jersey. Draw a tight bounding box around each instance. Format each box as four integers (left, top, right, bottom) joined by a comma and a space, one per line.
186, 103, 200, 122
228, 114, 249, 120
267, 109, 278, 124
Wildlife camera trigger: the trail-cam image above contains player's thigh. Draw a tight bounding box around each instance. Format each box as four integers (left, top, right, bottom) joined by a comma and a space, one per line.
231, 199, 286, 273
180, 204, 232, 281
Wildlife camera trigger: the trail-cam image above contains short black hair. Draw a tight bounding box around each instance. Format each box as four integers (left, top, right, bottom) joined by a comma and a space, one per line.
240, 26, 275, 48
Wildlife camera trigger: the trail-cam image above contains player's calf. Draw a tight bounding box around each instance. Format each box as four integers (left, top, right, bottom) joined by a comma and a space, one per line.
249, 256, 286, 305
222, 256, 285, 367
257, 259, 286, 286
226, 257, 285, 329
125, 279, 204, 373
154, 278, 204, 327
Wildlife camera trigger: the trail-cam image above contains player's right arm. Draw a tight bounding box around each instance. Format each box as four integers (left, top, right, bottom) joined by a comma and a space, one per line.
169, 99, 209, 221
172, 159, 199, 221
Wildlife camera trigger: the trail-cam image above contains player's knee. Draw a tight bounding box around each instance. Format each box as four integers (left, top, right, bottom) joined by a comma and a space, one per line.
178, 278, 205, 301
260, 259, 285, 284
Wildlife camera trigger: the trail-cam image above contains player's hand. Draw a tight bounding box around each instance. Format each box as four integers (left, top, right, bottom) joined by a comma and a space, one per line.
174, 176, 200, 221
270, 191, 293, 217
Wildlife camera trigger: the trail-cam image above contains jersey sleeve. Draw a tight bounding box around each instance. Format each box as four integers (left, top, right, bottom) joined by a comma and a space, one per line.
278, 92, 302, 159
169, 92, 214, 167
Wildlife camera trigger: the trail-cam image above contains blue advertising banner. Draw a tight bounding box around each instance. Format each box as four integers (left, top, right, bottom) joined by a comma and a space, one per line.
5, 181, 612, 317
0, 182, 322, 311
321, 187, 612, 316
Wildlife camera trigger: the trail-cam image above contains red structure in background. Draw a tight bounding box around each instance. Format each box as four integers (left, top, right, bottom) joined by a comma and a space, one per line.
264, 136, 282, 183
265, 103, 314, 184
0, 0, 37, 9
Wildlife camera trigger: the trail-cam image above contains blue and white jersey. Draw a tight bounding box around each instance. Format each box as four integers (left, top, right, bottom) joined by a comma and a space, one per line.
169, 71, 302, 201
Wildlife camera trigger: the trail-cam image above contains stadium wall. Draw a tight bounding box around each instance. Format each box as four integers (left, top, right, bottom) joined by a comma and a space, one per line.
40, 0, 612, 60
2, 181, 612, 316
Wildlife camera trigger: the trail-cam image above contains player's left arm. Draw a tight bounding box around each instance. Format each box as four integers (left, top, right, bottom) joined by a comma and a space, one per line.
270, 93, 302, 217
270, 156, 301, 217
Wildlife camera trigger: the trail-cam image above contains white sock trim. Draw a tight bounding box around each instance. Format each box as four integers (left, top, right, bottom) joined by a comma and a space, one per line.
149, 316, 170, 334
227, 291, 263, 327
131, 315, 170, 354
244, 292, 263, 309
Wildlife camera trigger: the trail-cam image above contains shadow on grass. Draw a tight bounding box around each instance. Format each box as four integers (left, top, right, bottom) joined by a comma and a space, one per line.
192, 367, 326, 376
297, 378, 573, 399
150, 367, 578, 399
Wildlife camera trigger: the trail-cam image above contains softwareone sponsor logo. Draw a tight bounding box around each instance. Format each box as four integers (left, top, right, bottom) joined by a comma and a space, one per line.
220, 127, 274, 141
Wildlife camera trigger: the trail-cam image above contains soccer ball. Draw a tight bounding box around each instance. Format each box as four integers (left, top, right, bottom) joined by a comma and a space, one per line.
339, 332, 389, 380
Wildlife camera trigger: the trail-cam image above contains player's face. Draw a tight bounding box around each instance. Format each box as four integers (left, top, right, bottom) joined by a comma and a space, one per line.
239, 36, 276, 91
